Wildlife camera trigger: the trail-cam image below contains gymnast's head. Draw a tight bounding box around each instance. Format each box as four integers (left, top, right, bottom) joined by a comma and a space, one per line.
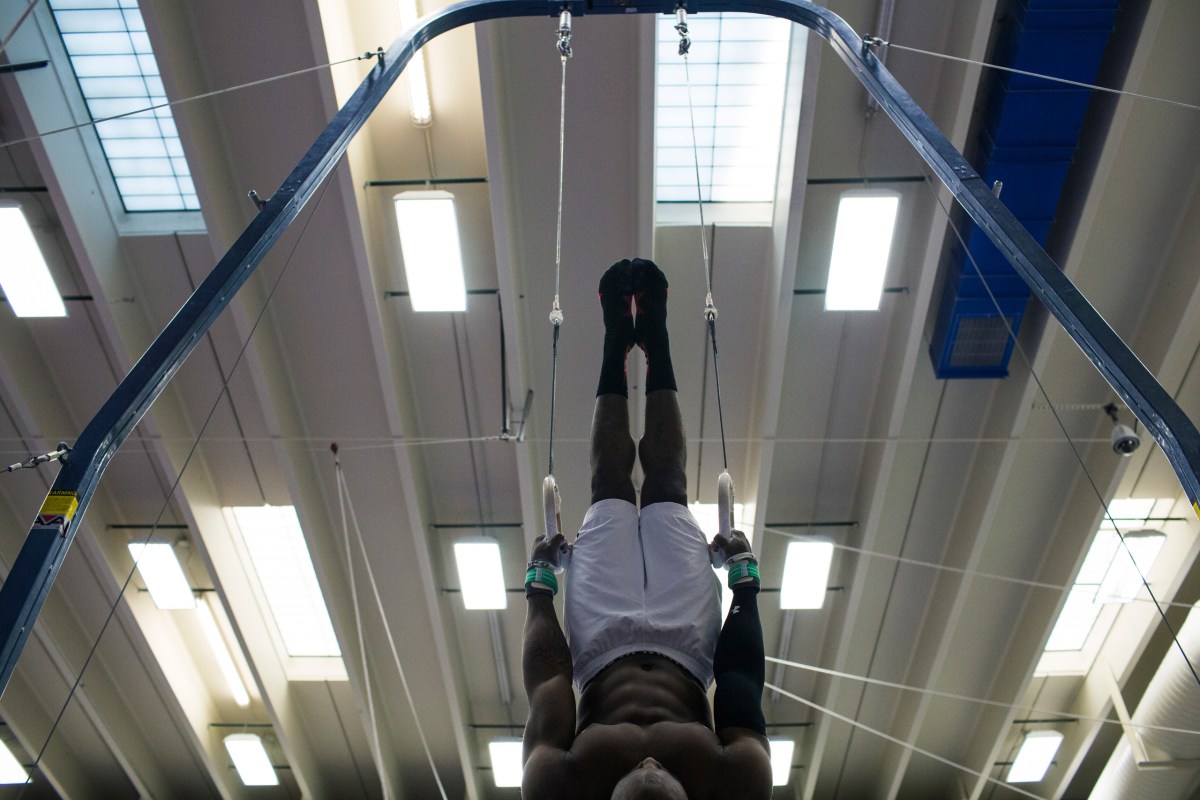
610, 757, 687, 800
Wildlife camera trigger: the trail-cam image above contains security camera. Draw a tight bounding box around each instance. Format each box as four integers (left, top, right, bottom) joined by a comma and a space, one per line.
1111, 423, 1140, 456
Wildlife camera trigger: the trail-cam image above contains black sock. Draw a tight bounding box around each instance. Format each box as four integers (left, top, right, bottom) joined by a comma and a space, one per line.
633, 258, 676, 393
597, 260, 634, 398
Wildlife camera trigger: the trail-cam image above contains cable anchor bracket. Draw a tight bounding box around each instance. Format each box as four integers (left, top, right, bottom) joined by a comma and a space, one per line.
674, 6, 691, 56
5, 442, 70, 473
556, 9, 573, 60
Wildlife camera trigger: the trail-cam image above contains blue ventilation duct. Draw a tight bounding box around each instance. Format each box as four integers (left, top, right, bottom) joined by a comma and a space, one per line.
929, 0, 1121, 378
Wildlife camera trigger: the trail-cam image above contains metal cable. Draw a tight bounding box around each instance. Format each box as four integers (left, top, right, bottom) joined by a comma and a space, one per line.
338, 460, 449, 800
677, 9, 728, 470
15, 153, 344, 799
874, 39, 1200, 114
547, 10, 571, 476
0, 52, 377, 151
767, 682, 1053, 800
920, 165, 1200, 691
766, 656, 1200, 738
334, 452, 390, 800
0, 0, 39, 59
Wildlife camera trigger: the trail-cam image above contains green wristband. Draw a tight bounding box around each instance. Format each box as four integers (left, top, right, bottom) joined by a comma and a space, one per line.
727, 559, 760, 589
525, 566, 559, 596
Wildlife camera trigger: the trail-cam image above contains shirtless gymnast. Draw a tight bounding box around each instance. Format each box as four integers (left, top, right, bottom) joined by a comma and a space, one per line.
520, 258, 773, 799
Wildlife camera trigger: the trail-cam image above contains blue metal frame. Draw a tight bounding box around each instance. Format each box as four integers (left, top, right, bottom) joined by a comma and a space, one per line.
2, 0, 1198, 700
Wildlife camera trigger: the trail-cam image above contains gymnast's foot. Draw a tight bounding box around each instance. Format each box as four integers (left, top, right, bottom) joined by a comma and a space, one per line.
597, 259, 635, 397
632, 258, 676, 393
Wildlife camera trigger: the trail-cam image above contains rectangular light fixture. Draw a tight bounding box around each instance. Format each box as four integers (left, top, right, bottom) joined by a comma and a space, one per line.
227, 505, 341, 658
454, 539, 507, 610
1006, 730, 1063, 783
223, 733, 278, 786
1095, 530, 1166, 604
768, 737, 794, 786
393, 191, 467, 312
488, 738, 523, 788
196, 596, 251, 707
779, 540, 834, 610
128, 541, 195, 609
0, 739, 27, 784
824, 189, 900, 311
405, 53, 433, 127
0, 203, 66, 318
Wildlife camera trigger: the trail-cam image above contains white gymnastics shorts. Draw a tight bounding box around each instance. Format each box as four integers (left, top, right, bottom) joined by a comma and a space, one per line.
564, 498, 722, 691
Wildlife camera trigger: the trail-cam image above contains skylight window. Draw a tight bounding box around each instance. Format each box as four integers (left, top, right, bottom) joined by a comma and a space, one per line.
1042, 498, 1172, 659
655, 12, 792, 203
48, 0, 199, 212
227, 506, 341, 659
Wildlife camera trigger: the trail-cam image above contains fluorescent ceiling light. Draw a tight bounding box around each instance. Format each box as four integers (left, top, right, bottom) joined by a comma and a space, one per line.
396, 0, 432, 125
46, 1, 199, 211
454, 539, 507, 610
405, 54, 433, 127
825, 190, 900, 311
0, 204, 66, 318
489, 738, 523, 788
128, 541, 195, 609
196, 596, 251, 707
768, 738, 794, 786
780, 540, 834, 610
228, 505, 341, 658
1098, 498, 1155, 528
393, 191, 467, 312
0, 739, 27, 784
1095, 530, 1165, 604
1043, 585, 1103, 652
654, 13, 793, 203
1006, 730, 1063, 783
223, 733, 278, 786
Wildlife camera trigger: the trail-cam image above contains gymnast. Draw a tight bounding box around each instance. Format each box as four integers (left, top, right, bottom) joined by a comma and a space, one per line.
521, 258, 772, 799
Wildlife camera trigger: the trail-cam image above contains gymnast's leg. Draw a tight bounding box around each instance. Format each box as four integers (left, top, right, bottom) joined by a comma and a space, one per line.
591, 259, 637, 506
633, 259, 686, 508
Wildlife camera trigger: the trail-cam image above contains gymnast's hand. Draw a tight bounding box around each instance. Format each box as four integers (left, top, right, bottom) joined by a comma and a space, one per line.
710, 529, 753, 566
530, 532, 571, 572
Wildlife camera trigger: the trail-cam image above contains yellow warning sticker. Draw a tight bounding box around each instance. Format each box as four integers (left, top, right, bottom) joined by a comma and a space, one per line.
39, 491, 79, 519
1194, 500, 1199, 521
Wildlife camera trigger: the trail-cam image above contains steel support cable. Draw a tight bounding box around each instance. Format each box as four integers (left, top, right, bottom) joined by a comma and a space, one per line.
766, 682, 1052, 800
676, 8, 729, 471
764, 526, 1200, 610
919, 166, 1200, 691
868, 39, 1200, 114
0, 52, 378, 152
0, 0, 39, 59
336, 454, 449, 800
334, 450, 390, 800
13, 156, 342, 799
546, 10, 571, 477
765, 655, 1200, 738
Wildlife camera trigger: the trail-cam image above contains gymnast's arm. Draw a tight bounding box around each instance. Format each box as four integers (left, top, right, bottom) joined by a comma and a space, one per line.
521, 535, 576, 795
710, 531, 773, 794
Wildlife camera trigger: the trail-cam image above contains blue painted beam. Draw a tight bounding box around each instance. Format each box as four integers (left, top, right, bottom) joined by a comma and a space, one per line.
2, 0, 1197, 702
